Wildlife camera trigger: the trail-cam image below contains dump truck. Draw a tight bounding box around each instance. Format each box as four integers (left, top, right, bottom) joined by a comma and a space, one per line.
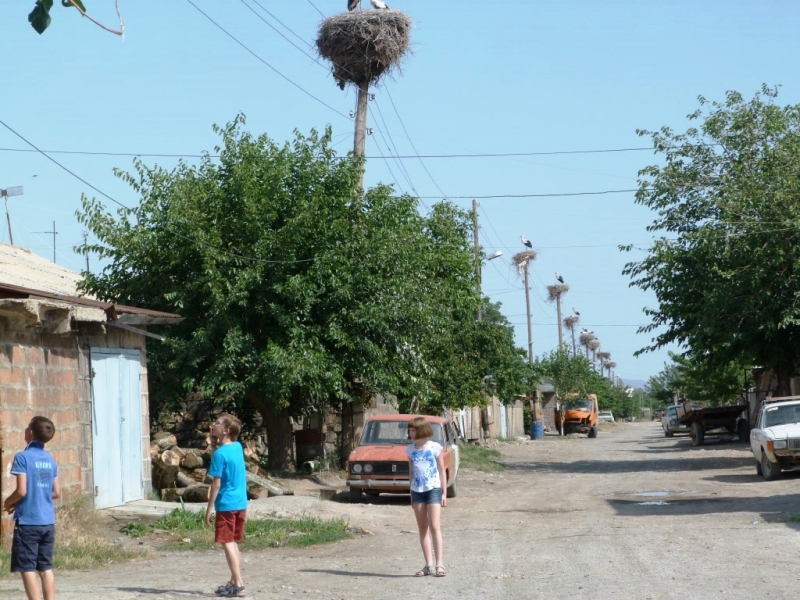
555, 393, 599, 438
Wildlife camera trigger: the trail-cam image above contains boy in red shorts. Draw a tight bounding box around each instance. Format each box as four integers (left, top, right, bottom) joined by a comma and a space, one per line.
205, 414, 248, 597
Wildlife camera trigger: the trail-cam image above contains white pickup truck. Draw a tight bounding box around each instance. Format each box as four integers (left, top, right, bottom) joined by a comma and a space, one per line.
750, 396, 800, 480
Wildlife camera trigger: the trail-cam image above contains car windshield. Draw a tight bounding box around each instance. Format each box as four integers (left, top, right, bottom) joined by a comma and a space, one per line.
564, 399, 592, 411
764, 404, 800, 428
359, 420, 444, 446
666, 407, 678, 417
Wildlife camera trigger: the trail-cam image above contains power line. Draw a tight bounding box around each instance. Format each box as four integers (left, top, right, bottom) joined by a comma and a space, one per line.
0, 146, 654, 160
239, 0, 325, 68
415, 189, 639, 199
185, 0, 349, 120
305, 0, 326, 18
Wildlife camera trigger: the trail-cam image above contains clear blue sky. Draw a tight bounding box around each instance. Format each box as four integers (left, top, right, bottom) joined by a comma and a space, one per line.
1, 1, 798, 383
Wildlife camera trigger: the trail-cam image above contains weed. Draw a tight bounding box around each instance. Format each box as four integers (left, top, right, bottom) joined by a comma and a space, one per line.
120, 522, 148, 538
458, 441, 504, 471
151, 507, 352, 551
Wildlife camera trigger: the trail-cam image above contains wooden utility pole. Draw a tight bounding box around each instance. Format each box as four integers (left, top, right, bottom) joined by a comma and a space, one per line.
353, 81, 369, 196
555, 295, 563, 349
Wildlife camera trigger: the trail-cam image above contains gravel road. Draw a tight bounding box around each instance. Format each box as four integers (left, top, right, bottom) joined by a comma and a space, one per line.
3, 421, 800, 599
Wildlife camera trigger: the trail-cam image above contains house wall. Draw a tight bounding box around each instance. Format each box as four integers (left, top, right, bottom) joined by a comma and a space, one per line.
0, 326, 150, 545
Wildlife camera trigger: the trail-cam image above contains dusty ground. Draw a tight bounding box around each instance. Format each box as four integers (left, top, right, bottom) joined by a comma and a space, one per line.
3, 421, 800, 599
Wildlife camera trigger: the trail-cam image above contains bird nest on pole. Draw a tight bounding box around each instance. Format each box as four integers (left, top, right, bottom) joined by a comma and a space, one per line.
512, 250, 537, 275
564, 315, 579, 329
316, 11, 411, 90
588, 340, 601, 351
597, 351, 611, 361
579, 332, 596, 346
546, 284, 570, 302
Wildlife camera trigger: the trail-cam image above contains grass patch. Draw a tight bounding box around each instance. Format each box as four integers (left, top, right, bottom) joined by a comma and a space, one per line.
120, 522, 148, 538
152, 508, 352, 551
458, 441, 504, 471
0, 499, 148, 578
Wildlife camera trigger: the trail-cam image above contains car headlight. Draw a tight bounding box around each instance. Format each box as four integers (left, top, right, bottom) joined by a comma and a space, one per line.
773, 440, 788, 450
363, 463, 373, 474
352, 463, 363, 474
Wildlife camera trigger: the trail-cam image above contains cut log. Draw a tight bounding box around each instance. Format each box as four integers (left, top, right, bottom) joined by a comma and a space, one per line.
246, 472, 285, 497
152, 449, 182, 490
176, 471, 195, 488
156, 434, 178, 451
181, 451, 204, 470
181, 484, 210, 503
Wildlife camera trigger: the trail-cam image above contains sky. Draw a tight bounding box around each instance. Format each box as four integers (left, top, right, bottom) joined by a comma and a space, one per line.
1, 1, 799, 385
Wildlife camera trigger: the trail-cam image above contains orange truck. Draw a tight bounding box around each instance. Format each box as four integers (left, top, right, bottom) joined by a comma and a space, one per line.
554, 393, 599, 438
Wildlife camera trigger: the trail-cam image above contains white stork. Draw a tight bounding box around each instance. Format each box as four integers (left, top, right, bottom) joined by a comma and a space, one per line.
348, 0, 360, 10
370, 0, 390, 8
555, 272, 565, 284
572, 307, 580, 316
520, 235, 532, 249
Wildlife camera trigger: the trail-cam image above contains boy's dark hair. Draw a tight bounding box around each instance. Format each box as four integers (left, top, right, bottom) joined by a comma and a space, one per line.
218, 414, 242, 442
29, 416, 55, 444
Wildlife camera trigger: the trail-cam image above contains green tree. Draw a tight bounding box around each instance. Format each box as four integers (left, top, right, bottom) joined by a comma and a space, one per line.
624, 86, 800, 394
77, 116, 527, 469
29, 0, 85, 34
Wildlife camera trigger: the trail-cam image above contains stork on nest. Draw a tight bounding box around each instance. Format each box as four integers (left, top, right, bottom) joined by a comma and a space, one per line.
512, 250, 537, 276
546, 284, 570, 302
579, 332, 596, 346
316, 10, 411, 90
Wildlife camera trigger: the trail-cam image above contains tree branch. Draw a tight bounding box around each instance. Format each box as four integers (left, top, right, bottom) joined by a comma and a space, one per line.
67, 0, 125, 38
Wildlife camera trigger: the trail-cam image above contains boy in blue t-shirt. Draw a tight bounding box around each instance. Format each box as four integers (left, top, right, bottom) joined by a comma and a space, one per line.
3, 416, 61, 600
205, 414, 248, 598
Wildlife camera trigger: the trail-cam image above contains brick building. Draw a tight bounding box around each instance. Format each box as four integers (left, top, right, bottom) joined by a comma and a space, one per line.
0, 245, 180, 543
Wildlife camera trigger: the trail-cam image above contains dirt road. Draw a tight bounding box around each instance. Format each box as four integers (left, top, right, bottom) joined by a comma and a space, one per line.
3, 421, 800, 599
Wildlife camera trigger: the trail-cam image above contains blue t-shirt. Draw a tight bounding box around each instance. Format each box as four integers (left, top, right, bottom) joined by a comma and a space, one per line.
406, 441, 443, 492
10, 441, 58, 525
207, 441, 248, 512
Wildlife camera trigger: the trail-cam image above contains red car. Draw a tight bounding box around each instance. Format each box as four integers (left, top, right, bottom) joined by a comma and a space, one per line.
346, 414, 460, 502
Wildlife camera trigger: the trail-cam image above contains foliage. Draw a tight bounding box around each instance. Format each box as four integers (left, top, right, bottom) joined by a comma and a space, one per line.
457, 441, 504, 471
624, 86, 800, 393
644, 352, 744, 407
119, 522, 147, 538
29, 0, 85, 34
77, 115, 528, 467
152, 508, 351, 551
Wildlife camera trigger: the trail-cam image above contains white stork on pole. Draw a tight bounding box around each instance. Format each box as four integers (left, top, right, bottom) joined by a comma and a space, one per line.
520, 235, 532, 249
370, 0, 390, 8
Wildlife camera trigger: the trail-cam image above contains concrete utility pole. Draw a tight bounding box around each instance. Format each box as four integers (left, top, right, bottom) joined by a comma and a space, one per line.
35, 221, 58, 263
555, 294, 563, 348
353, 81, 369, 193
473, 199, 482, 322
524, 263, 533, 362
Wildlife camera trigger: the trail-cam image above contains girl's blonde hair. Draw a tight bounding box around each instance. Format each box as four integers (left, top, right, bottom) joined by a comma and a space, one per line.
408, 416, 434, 440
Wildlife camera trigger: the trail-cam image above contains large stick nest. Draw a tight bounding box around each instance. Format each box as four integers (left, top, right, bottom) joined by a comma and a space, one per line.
597, 351, 611, 360
546, 284, 570, 302
588, 339, 601, 351
579, 332, 596, 346
563, 315, 579, 329
316, 11, 411, 89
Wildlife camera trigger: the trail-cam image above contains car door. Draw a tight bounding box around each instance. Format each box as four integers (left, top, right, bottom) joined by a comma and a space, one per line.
445, 421, 459, 482
750, 409, 766, 460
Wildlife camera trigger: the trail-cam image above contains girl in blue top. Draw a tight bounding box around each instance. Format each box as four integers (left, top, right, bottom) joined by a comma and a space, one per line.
405, 416, 447, 578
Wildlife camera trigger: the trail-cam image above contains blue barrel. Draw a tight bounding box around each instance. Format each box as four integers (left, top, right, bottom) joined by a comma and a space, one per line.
531, 422, 544, 440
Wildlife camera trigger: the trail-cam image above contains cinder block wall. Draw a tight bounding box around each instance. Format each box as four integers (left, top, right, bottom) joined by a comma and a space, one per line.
0, 333, 86, 545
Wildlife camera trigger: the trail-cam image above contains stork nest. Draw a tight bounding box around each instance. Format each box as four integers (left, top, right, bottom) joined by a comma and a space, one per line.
316, 10, 411, 89
579, 332, 596, 345
563, 315, 579, 329
546, 284, 570, 302
597, 351, 611, 360
588, 339, 601, 351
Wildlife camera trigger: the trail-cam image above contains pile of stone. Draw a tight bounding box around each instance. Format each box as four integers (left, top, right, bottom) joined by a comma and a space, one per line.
150, 431, 288, 503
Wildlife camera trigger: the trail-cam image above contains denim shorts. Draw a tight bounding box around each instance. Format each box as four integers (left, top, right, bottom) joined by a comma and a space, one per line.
411, 488, 443, 504
11, 523, 55, 573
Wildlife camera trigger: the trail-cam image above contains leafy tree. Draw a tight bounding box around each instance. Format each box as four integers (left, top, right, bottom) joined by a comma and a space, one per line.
77, 116, 527, 469
624, 86, 800, 395
644, 362, 680, 406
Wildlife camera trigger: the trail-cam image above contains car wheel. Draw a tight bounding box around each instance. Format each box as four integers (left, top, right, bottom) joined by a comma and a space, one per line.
755, 459, 763, 476
588, 426, 598, 439
446, 476, 458, 498
691, 422, 704, 446
761, 452, 782, 481
349, 487, 363, 502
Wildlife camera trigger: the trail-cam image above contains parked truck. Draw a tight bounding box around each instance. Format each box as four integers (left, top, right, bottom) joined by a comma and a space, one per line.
675, 401, 748, 446
555, 393, 599, 438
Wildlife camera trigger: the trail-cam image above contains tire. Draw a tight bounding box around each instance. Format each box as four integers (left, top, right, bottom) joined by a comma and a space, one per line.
691, 422, 704, 446
446, 475, 458, 498
737, 419, 750, 442
588, 426, 598, 439
349, 487, 363, 502
761, 452, 782, 481
364, 490, 380, 498
755, 459, 763, 476
664, 428, 673, 438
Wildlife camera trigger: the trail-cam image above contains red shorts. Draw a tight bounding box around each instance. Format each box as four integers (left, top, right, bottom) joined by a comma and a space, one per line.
214, 510, 246, 544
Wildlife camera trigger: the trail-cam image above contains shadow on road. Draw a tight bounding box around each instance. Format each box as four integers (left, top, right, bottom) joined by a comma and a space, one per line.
117, 588, 214, 597
299, 569, 408, 579
501, 454, 754, 475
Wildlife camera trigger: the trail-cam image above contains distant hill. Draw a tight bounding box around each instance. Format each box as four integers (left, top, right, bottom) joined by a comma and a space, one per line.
622, 378, 646, 390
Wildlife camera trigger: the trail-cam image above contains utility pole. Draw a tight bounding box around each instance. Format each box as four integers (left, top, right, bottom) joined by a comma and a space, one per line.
473, 199, 482, 322
555, 294, 563, 349
35, 221, 58, 263
1, 186, 23, 245
353, 81, 369, 198
83, 231, 90, 272
524, 262, 533, 362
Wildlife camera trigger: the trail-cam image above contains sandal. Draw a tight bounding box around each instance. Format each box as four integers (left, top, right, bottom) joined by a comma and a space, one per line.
216, 582, 246, 597
415, 565, 433, 577
435, 565, 446, 577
